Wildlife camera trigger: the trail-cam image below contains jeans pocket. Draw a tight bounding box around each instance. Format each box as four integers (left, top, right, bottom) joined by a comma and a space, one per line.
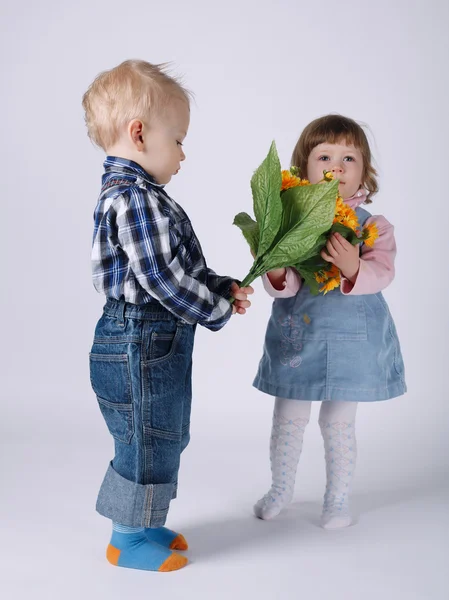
148, 326, 182, 364
89, 353, 134, 444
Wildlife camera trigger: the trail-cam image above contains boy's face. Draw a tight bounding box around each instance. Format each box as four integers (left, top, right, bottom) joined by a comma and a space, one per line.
307, 141, 364, 199
138, 98, 190, 185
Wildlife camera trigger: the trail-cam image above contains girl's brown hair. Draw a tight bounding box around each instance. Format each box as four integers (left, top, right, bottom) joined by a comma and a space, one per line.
291, 114, 378, 203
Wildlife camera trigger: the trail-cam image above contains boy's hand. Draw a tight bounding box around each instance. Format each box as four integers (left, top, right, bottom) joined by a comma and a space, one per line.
321, 233, 360, 283
230, 282, 254, 315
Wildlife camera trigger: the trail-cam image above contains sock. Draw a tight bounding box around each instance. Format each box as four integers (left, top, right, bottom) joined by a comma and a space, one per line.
106, 523, 188, 572
319, 401, 358, 530
144, 527, 188, 551
254, 398, 311, 520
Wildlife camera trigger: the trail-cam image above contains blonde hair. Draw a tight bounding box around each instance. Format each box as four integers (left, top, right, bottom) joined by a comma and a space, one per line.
82, 59, 192, 151
291, 114, 378, 203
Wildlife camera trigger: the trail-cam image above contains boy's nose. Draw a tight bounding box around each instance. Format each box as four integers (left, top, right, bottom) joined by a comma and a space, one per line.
180, 149, 186, 161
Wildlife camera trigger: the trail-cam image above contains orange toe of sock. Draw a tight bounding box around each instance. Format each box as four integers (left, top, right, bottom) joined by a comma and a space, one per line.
169, 533, 188, 551
106, 544, 121, 566
158, 552, 188, 572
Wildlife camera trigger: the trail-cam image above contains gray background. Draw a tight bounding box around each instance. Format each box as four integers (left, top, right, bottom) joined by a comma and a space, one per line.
1, 0, 448, 598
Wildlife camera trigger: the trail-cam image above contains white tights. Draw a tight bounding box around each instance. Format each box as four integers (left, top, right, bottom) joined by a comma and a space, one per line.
254, 398, 358, 529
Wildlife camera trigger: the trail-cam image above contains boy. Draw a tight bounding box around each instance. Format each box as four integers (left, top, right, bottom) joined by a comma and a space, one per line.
83, 60, 252, 572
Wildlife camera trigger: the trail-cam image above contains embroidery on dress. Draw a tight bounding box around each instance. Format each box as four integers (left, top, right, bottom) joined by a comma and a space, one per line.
278, 315, 303, 368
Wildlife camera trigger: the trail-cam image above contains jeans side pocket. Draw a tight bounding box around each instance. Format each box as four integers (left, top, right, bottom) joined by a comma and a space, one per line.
147, 326, 182, 364
89, 353, 134, 444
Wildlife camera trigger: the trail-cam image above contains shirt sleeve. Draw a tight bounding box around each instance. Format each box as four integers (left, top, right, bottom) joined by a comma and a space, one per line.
115, 187, 232, 330
341, 215, 396, 295
262, 267, 302, 298
203, 270, 236, 300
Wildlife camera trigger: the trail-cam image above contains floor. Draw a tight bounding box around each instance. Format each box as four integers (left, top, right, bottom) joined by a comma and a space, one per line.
2, 433, 448, 600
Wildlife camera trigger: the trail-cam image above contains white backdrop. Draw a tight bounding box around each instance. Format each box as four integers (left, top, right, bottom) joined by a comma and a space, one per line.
1, 1, 448, 599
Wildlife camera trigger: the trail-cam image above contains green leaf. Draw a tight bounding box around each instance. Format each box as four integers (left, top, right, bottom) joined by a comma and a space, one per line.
297, 233, 327, 262
238, 257, 268, 289
251, 141, 282, 257
233, 212, 260, 255
295, 265, 321, 295
262, 180, 339, 270
295, 251, 332, 295
295, 253, 329, 272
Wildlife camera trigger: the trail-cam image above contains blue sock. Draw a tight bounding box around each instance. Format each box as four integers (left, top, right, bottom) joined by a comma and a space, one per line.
107, 524, 188, 572
144, 527, 188, 550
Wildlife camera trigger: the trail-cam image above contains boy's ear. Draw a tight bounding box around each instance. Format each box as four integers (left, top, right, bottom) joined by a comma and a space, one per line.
129, 119, 145, 150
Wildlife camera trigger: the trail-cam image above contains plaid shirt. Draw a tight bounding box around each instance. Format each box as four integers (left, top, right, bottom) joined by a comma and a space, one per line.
92, 157, 234, 330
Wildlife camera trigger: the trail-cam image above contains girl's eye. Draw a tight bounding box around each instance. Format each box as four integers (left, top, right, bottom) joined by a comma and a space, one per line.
318, 156, 330, 161
343, 156, 354, 162
177, 141, 183, 146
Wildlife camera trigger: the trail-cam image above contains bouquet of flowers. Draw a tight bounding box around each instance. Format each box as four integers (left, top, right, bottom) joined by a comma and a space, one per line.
233, 142, 378, 295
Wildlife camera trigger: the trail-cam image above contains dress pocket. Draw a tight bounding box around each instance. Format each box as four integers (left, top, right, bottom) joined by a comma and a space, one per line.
291, 292, 368, 341
89, 353, 134, 444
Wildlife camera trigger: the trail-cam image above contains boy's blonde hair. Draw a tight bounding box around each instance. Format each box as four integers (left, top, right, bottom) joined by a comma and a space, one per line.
82, 59, 191, 151
291, 114, 378, 203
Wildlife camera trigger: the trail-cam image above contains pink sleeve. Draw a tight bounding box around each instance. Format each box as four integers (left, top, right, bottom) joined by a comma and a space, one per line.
262, 267, 302, 298
341, 215, 396, 295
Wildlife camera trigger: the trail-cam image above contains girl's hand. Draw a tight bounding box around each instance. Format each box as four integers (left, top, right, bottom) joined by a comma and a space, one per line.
230, 281, 254, 315
321, 233, 360, 283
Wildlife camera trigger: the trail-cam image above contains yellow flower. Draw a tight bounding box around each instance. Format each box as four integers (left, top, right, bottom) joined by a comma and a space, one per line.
327, 264, 340, 279
320, 265, 341, 294
281, 170, 310, 190
363, 222, 379, 247
335, 197, 348, 216
341, 214, 360, 231
314, 264, 341, 293
334, 196, 359, 232
320, 276, 341, 295
281, 170, 302, 191
323, 170, 334, 181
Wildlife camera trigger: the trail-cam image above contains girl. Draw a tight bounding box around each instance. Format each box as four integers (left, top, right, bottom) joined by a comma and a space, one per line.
253, 115, 406, 529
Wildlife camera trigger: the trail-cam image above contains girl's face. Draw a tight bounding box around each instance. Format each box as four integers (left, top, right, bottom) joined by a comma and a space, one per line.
307, 141, 364, 199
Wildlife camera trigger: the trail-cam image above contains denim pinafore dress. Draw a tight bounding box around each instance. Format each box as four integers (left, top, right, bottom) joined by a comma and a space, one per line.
253, 208, 407, 402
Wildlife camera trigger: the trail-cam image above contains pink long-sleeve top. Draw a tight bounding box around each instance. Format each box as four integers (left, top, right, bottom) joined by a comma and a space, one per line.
262, 189, 396, 298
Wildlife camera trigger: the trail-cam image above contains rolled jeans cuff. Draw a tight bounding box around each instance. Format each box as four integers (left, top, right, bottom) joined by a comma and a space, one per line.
96, 462, 175, 528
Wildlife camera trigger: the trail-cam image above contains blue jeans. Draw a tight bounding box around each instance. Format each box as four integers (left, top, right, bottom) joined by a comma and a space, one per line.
90, 298, 195, 527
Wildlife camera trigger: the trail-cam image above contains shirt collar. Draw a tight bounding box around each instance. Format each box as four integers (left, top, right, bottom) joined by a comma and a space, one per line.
102, 156, 164, 188
344, 187, 367, 209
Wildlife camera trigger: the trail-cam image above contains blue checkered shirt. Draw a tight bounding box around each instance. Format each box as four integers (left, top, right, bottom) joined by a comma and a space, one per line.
91, 157, 233, 330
